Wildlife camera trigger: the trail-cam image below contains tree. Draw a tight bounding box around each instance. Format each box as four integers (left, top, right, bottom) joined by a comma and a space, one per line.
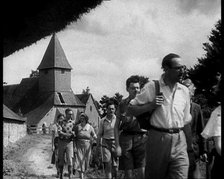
99, 95, 110, 117
98, 93, 123, 117
187, 19, 222, 114
114, 92, 123, 105
82, 86, 90, 94
29, 70, 39, 78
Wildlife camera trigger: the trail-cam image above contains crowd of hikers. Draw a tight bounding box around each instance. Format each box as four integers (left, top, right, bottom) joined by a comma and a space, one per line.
49, 53, 222, 179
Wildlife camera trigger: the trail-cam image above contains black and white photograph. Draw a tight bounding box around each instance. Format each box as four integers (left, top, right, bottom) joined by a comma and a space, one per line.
3, 0, 222, 179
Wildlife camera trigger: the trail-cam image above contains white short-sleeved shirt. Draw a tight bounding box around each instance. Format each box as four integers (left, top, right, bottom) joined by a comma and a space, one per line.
201, 105, 221, 139
130, 76, 192, 128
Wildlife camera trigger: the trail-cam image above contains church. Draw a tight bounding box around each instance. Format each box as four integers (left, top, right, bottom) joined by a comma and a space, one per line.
3, 34, 100, 132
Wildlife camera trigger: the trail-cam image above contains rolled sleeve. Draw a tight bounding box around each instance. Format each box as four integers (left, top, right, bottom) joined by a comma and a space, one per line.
130, 82, 154, 105
183, 89, 192, 125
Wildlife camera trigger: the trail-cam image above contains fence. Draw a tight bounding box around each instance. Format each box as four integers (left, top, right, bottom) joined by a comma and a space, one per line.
27, 125, 51, 134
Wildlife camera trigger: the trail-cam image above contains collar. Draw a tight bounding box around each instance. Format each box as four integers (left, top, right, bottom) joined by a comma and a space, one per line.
160, 74, 182, 90
104, 114, 116, 123
64, 119, 73, 123
79, 123, 90, 131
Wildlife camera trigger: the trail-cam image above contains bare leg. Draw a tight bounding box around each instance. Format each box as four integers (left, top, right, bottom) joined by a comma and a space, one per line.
105, 162, 112, 179
68, 165, 72, 179
112, 166, 118, 179
79, 171, 84, 179
59, 165, 64, 179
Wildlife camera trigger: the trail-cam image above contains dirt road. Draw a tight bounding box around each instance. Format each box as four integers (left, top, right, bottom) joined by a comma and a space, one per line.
3, 134, 105, 179
23, 134, 57, 177
3, 134, 81, 178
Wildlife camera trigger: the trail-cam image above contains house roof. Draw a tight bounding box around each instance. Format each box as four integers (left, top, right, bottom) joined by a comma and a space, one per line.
3, 104, 26, 122
37, 34, 72, 70
76, 93, 90, 104
54, 91, 85, 107
25, 94, 54, 125
76, 93, 101, 116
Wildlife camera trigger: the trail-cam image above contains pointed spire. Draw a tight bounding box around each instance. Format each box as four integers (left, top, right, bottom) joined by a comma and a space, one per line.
37, 33, 72, 70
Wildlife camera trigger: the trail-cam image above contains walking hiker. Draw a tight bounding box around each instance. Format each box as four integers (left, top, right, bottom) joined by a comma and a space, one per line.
73, 112, 97, 179
58, 108, 75, 179
114, 75, 147, 179
128, 53, 191, 179
182, 78, 208, 179
97, 100, 118, 179
51, 113, 65, 177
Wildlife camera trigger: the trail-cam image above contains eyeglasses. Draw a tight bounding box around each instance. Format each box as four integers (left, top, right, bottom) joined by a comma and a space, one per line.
171, 65, 186, 71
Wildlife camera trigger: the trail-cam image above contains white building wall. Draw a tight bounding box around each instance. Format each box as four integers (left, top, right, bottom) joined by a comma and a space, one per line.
3, 121, 27, 147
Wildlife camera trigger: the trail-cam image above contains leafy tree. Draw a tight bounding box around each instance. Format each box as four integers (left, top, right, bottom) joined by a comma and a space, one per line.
99, 95, 110, 117
29, 70, 39, 78
187, 19, 222, 116
114, 92, 123, 104
82, 86, 90, 94
99, 93, 123, 117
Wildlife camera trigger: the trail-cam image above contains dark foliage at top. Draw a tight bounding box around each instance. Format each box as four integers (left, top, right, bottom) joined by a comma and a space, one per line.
186, 20, 222, 119
3, 0, 103, 57
188, 20, 222, 108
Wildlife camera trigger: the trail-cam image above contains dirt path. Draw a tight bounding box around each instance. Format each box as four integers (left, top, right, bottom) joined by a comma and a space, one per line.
3, 134, 106, 178
23, 135, 57, 177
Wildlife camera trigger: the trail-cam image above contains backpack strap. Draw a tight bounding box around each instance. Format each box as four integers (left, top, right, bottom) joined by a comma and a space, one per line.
153, 80, 160, 95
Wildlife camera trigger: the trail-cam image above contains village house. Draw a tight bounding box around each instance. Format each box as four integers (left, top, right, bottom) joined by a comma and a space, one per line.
3, 104, 27, 147
76, 93, 101, 132
3, 34, 100, 133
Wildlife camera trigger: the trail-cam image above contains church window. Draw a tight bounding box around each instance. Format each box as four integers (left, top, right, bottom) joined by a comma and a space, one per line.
57, 92, 65, 103
90, 105, 92, 111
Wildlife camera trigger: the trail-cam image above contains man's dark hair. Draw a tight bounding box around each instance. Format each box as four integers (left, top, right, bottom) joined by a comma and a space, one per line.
126, 75, 140, 88
162, 53, 180, 69
65, 108, 73, 115
106, 99, 116, 109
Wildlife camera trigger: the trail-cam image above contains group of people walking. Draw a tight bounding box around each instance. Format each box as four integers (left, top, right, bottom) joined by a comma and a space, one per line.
51, 53, 222, 179
51, 109, 97, 179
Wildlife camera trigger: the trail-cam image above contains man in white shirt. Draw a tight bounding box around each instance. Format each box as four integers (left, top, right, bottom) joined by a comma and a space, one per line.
128, 53, 191, 179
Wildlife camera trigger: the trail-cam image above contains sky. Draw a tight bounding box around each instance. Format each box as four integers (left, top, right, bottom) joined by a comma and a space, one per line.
3, 0, 221, 101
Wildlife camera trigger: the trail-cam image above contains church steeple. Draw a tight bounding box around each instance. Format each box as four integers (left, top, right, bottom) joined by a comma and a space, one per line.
37, 33, 72, 70
38, 34, 72, 93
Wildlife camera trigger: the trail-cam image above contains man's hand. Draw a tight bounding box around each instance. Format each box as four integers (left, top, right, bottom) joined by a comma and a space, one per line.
115, 145, 122, 157
200, 153, 208, 163
155, 92, 164, 106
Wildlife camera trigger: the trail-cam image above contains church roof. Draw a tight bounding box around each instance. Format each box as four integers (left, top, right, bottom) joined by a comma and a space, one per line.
3, 77, 39, 113
25, 94, 54, 125
37, 34, 72, 70
3, 104, 26, 122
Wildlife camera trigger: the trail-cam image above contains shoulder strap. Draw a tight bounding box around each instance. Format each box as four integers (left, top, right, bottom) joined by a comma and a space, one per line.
153, 80, 160, 95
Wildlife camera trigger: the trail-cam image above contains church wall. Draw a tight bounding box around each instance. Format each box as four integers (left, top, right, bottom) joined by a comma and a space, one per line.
39, 69, 55, 92
54, 69, 71, 92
